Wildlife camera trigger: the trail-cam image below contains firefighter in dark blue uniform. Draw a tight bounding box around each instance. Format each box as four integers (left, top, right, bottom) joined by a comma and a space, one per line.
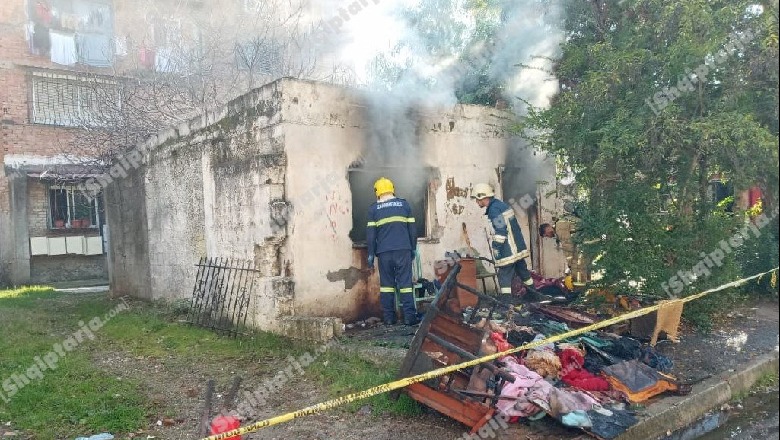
366, 177, 419, 326
472, 183, 537, 297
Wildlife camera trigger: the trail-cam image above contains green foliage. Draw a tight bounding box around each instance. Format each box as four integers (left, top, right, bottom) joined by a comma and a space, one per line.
365, 0, 509, 105
735, 216, 780, 295
307, 350, 424, 416
520, 0, 780, 299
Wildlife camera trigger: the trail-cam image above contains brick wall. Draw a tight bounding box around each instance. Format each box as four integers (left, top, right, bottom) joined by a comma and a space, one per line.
1, 64, 81, 158
26, 179, 49, 234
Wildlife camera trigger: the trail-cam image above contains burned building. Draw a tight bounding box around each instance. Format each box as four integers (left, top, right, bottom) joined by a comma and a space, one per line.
104, 78, 565, 340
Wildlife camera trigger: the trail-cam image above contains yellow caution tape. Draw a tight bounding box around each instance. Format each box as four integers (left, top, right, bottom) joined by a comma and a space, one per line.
201, 267, 779, 440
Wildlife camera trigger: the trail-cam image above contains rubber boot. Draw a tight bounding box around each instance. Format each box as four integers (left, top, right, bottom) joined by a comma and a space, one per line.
400, 293, 419, 326
380, 292, 397, 325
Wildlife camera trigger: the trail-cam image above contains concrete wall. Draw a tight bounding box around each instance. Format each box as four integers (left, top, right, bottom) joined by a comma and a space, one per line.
106, 78, 562, 338
0, 172, 10, 286
280, 80, 560, 322
144, 134, 208, 300
104, 167, 152, 298
30, 255, 107, 283
0, 170, 31, 285
105, 83, 298, 334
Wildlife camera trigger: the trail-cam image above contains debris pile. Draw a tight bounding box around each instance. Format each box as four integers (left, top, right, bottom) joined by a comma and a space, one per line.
397, 263, 690, 439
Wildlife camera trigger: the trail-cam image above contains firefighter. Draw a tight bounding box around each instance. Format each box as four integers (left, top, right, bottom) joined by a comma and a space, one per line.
366, 177, 419, 326
472, 182, 541, 300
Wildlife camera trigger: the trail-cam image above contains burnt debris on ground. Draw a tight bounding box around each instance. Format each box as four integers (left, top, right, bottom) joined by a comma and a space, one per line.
339, 261, 763, 439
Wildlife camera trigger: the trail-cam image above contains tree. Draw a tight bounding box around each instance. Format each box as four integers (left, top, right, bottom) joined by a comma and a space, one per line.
365, 0, 562, 107
56, 0, 341, 170
519, 0, 779, 299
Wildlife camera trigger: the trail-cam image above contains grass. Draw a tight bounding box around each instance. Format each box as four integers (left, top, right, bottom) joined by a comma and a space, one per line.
0, 287, 150, 438
0, 285, 56, 299
731, 371, 779, 401
306, 349, 424, 417
752, 372, 779, 391
0, 286, 421, 439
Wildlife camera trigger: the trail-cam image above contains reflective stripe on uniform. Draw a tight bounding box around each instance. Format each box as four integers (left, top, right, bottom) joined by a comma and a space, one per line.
500, 287, 512, 294
379, 287, 396, 293
495, 249, 530, 267
375, 216, 415, 227
398, 287, 414, 293
494, 235, 507, 243
523, 278, 534, 286
503, 210, 519, 256
367, 221, 377, 227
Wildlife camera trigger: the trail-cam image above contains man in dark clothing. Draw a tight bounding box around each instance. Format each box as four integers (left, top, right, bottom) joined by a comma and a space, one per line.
366, 177, 419, 326
472, 183, 542, 301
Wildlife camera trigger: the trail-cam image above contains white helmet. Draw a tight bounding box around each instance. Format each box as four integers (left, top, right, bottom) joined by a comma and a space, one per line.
472, 183, 495, 200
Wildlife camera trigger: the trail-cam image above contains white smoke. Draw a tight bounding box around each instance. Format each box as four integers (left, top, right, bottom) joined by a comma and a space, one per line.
319, 0, 565, 202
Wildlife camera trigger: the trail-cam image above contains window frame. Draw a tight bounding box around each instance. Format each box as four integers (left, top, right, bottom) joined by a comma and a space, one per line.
347, 167, 434, 245
47, 184, 103, 230
30, 71, 119, 128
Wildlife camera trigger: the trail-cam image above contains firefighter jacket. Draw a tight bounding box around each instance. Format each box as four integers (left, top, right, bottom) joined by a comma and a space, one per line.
485, 198, 530, 267
366, 197, 417, 256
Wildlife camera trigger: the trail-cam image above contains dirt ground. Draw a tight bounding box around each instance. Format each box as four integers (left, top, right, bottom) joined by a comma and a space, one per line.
96, 296, 777, 440
655, 297, 780, 384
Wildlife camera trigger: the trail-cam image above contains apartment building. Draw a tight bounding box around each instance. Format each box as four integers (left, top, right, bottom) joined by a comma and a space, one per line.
0, 0, 323, 286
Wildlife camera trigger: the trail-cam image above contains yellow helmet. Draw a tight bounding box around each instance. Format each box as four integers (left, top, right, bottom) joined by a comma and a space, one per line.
472, 183, 495, 200
374, 177, 395, 197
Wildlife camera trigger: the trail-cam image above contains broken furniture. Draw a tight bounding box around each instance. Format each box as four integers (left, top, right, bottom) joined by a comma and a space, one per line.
628, 301, 684, 346
395, 252, 437, 316
393, 262, 514, 434
473, 255, 500, 295
435, 257, 479, 308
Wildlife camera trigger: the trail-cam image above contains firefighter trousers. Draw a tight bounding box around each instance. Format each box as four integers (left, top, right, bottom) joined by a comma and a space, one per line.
377, 249, 417, 324
497, 258, 532, 295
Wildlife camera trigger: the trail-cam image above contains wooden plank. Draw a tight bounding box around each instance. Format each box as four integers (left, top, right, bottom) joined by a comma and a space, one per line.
391, 265, 462, 399
405, 382, 494, 433
426, 333, 515, 383
429, 315, 484, 353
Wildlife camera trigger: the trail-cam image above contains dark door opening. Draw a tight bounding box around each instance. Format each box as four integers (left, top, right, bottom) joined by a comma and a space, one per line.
501, 166, 539, 269
348, 168, 431, 244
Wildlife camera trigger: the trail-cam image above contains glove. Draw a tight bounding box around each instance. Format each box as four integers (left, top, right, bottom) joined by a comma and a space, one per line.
367, 254, 375, 269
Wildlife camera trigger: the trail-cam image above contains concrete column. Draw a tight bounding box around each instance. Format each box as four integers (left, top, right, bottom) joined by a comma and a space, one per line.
8, 170, 31, 285
0, 172, 12, 286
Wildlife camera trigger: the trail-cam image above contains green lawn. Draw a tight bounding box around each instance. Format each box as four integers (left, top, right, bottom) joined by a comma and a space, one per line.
0, 286, 418, 439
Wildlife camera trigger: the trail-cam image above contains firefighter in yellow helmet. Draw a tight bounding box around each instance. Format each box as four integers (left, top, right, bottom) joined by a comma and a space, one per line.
366, 177, 419, 326
472, 183, 543, 301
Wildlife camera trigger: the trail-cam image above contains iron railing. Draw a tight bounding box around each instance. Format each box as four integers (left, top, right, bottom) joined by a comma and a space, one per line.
187, 257, 255, 337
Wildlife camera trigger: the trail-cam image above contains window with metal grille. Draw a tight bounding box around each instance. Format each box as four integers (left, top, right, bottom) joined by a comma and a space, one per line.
30, 72, 118, 127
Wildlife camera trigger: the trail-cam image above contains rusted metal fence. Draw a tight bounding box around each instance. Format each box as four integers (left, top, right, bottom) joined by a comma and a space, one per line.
186, 257, 255, 337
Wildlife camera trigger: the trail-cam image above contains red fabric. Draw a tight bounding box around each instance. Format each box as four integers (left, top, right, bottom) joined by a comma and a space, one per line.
210, 416, 240, 439
491, 332, 512, 353
749, 186, 762, 208
559, 349, 610, 391
35, 2, 52, 25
